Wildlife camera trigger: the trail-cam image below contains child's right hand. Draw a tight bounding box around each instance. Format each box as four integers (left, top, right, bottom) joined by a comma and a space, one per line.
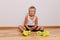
27, 27, 32, 31
26, 26, 31, 30
26, 26, 32, 31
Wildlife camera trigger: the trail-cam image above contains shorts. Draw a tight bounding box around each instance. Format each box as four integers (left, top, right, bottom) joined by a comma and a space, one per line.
24, 25, 39, 31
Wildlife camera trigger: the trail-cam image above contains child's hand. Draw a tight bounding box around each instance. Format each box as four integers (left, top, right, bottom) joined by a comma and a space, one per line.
27, 27, 32, 31
28, 27, 34, 31
31, 26, 36, 30
26, 26, 30, 29
31, 27, 35, 30
27, 27, 33, 31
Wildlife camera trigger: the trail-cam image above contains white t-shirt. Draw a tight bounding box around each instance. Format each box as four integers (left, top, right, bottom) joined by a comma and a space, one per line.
27, 15, 36, 26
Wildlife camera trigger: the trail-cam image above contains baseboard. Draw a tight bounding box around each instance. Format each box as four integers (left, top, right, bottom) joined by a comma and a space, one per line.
44, 26, 60, 28
0, 26, 17, 30
0, 26, 60, 30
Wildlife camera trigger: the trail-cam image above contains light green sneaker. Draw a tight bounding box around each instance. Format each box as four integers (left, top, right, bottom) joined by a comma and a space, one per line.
37, 31, 44, 36
28, 31, 31, 35
23, 30, 31, 36
37, 31, 49, 36
43, 31, 49, 36
23, 30, 29, 36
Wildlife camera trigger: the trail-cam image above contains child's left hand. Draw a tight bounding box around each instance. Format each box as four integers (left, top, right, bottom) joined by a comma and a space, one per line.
31, 26, 36, 30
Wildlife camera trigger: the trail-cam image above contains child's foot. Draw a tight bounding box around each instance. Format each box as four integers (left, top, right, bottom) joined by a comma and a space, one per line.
23, 30, 31, 36
37, 31, 44, 36
37, 30, 49, 36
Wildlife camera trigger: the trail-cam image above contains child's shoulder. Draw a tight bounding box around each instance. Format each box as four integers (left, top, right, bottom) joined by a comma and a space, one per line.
35, 16, 38, 18
25, 15, 28, 18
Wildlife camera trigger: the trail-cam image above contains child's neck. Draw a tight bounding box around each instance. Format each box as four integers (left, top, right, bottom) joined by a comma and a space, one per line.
29, 15, 34, 17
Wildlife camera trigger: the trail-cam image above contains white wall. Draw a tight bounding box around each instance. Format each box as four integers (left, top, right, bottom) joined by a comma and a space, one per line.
0, 0, 60, 26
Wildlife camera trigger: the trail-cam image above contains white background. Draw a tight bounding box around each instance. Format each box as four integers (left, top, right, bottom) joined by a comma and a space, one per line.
0, 0, 60, 27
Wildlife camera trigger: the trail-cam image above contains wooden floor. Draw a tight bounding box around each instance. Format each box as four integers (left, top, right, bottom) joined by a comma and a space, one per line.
0, 28, 60, 40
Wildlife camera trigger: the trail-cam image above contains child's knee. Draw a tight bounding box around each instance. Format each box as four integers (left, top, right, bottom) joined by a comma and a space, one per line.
18, 25, 22, 29
40, 26, 44, 30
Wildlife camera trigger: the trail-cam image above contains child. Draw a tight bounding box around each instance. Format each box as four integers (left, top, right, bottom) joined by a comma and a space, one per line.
18, 6, 44, 32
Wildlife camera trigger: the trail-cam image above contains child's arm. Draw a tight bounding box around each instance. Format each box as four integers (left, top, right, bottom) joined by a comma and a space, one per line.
24, 16, 31, 30
31, 17, 38, 30
24, 16, 28, 26
35, 16, 38, 27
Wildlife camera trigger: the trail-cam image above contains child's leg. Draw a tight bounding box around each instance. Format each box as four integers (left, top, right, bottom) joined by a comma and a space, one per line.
36, 26, 44, 32
18, 25, 26, 32
40, 26, 44, 32
36, 26, 40, 30
40, 26, 44, 30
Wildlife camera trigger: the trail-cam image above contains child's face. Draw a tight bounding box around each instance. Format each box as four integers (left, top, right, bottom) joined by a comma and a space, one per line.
29, 8, 35, 16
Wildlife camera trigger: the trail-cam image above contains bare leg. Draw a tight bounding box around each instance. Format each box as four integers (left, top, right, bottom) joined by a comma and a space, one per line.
36, 26, 44, 31
18, 25, 26, 32
40, 26, 44, 30
36, 26, 40, 30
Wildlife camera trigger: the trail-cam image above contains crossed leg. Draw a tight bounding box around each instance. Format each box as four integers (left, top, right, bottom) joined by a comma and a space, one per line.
36, 26, 44, 31
18, 25, 44, 32
18, 25, 26, 32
